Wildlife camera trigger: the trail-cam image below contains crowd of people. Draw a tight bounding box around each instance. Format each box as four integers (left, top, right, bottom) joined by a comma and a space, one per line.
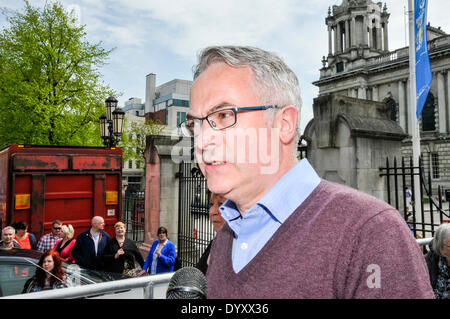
1, 197, 449, 298
0, 217, 176, 293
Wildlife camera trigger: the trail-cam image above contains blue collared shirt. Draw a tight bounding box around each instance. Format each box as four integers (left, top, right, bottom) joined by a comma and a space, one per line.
220, 159, 321, 273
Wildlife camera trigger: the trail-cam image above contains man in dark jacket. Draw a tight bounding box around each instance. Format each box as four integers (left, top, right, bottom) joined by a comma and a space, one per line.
72, 216, 110, 270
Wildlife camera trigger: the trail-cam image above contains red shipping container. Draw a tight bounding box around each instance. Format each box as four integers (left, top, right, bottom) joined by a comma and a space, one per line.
0, 144, 122, 240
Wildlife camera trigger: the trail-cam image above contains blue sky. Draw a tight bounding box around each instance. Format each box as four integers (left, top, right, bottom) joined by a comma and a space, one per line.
1, 0, 449, 132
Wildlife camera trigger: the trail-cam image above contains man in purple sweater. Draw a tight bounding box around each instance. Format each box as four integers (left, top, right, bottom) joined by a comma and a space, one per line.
179, 45, 434, 298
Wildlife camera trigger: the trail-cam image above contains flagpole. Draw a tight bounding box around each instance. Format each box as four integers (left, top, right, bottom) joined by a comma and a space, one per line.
408, 0, 422, 218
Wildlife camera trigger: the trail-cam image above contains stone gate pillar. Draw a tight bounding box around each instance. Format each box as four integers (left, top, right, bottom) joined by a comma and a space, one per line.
140, 135, 161, 255
303, 94, 407, 201
139, 132, 191, 256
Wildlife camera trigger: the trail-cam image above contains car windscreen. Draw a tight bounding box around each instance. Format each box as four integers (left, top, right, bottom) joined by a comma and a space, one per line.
62, 262, 128, 284
0, 262, 36, 297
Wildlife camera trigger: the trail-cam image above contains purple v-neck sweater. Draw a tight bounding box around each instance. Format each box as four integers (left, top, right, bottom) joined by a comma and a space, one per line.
206, 180, 434, 299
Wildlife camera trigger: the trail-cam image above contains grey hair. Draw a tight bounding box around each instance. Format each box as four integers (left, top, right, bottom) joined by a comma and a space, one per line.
2, 226, 15, 235
432, 223, 450, 256
193, 46, 302, 145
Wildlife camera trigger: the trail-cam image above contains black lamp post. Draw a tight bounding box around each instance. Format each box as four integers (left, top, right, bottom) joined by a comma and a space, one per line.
99, 97, 125, 147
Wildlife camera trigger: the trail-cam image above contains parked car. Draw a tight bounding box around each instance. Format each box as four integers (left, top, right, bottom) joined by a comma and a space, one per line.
0, 248, 128, 298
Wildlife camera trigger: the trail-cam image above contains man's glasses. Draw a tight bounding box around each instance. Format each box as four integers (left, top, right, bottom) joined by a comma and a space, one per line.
179, 105, 278, 137
53, 227, 61, 230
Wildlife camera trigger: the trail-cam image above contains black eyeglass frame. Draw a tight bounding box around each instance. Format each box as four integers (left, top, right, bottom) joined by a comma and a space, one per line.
179, 105, 279, 136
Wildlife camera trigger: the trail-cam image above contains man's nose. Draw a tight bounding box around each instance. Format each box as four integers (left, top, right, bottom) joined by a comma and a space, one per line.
197, 119, 226, 149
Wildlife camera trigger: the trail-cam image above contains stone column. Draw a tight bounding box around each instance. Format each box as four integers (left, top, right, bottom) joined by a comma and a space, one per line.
383, 21, 389, 51
362, 16, 368, 46
376, 24, 382, 50
437, 71, 446, 133
348, 88, 353, 97
334, 24, 338, 55
447, 71, 450, 133
351, 17, 356, 47
398, 80, 406, 131
358, 86, 367, 99
336, 22, 342, 53
345, 20, 350, 51
372, 85, 379, 102
368, 24, 373, 49
328, 24, 333, 55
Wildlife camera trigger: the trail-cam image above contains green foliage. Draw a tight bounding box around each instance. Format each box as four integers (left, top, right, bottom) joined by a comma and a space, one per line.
120, 118, 165, 164
0, 1, 118, 148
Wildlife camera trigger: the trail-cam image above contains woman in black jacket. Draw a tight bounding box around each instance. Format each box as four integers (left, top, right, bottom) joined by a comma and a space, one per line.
101, 222, 144, 276
425, 223, 450, 299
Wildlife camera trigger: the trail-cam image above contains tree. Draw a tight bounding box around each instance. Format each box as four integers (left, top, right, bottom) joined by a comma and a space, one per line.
0, 1, 117, 148
120, 117, 165, 166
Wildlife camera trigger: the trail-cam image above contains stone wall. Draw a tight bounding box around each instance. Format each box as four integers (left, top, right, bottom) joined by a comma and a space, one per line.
303, 94, 407, 201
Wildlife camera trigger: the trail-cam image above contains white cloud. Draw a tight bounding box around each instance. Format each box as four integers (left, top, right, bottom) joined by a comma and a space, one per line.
3, 0, 450, 130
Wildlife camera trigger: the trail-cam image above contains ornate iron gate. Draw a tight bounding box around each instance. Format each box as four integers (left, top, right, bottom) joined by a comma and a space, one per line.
122, 191, 145, 243
177, 162, 215, 267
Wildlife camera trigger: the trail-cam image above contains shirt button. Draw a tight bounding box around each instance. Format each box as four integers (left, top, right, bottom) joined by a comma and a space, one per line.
241, 242, 248, 250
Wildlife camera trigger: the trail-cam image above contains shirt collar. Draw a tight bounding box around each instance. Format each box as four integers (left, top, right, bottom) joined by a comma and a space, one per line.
220, 159, 321, 226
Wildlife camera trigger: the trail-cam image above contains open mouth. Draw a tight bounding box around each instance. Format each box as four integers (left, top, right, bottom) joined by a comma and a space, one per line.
208, 161, 225, 166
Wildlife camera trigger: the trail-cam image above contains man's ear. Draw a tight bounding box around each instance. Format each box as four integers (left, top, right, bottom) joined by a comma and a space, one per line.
275, 105, 298, 145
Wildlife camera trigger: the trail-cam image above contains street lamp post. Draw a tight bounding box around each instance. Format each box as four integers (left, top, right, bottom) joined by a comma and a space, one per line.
99, 97, 125, 147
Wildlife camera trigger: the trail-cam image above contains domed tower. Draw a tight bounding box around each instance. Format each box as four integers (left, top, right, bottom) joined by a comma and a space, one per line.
325, 0, 390, 70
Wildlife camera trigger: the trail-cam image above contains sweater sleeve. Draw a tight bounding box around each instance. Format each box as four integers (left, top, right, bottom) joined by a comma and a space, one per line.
29, 233, 38, 250
336, 209, 435, 299
158, 242, 176, 268
71, 235, 85, 266
66, 239, 76, 263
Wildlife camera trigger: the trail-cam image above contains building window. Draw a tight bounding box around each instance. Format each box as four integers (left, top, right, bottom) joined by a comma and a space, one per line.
422, 93, 435, 131
386, 98, 397, 121
336, 62, 344, 73
177, 112, 186, 127
173, 99, 189, 107
431, 153, 440, 179
128, 160, 133, 169
127, 176, 142, 194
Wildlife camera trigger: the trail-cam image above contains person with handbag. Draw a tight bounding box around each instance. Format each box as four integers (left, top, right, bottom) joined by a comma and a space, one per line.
101, 221, 144, 276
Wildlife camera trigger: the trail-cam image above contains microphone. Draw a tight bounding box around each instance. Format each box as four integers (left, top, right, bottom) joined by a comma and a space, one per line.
166, 267, 207, 299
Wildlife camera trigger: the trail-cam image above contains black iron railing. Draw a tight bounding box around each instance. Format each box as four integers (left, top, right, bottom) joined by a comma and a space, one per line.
379, 157, 450, 239
122, 191, 145, 243
176, 162, 215, 268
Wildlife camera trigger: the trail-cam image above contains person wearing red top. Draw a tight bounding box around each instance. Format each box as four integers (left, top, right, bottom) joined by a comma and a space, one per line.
53, 224, 76, 263
11, 221, 37, 250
